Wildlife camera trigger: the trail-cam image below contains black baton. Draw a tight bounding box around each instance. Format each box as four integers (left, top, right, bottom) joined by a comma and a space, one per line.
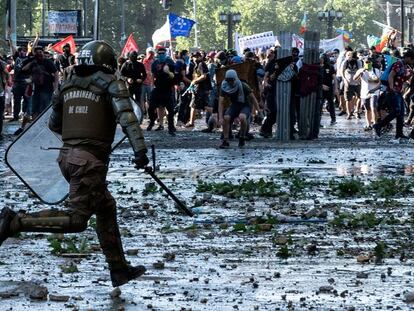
144, 166, 194, 217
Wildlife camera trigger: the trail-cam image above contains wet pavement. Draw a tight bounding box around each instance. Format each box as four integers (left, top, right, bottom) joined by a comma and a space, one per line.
1, 113, 414, 310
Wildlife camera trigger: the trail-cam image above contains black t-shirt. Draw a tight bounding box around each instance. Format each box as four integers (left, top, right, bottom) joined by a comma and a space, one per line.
321, 65, 336, 88
55, 53, 75, 72
194, 61, 211, 91
120, 60, 147, 82
151, 58, 176, 91
13, 56, 29, 83
26, 58, 57, 91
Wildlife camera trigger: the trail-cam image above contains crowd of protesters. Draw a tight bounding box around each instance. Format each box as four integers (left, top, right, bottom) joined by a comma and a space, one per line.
2, 35, 414, 146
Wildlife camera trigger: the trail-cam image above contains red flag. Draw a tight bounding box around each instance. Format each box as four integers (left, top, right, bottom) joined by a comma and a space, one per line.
121, 34, 139, 57
50, 35, 76, 54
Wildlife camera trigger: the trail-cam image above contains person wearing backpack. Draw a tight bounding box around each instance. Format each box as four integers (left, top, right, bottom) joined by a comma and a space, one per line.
354, 57, 381, 131
373, 50, 414, 139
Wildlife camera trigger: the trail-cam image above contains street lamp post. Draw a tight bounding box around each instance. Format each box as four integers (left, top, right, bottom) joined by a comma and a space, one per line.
219, 12, 241, 50
406, 6, 414, 43
317, 7, 343, 39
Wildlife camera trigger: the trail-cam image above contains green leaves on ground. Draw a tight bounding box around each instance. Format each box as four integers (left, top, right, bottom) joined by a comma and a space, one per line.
196, 178, 281, 198
329, 178, 366, 197
330, 212, 382, 229
48, 236, 90, 256
329, 177, 414, 198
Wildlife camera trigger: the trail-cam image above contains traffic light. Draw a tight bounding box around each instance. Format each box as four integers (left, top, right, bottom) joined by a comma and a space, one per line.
160, 0, 171, 9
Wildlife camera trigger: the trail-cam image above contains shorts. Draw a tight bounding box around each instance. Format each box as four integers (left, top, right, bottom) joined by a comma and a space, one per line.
344, 84, 360, 101
225, 105, 251, 120
362, 96, 378, 110
337, 77, 344, 95
190, 90, 210, 110
207, 86, 218, 114
141, 84, 153, 103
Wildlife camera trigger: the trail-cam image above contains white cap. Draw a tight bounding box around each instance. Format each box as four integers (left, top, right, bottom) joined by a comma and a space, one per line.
146, 47, 155, 54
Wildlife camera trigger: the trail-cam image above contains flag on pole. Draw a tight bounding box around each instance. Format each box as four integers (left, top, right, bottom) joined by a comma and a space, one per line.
121, 34, 139, 57
299, 12, 307, 34
152, 13, 196, 47
335, 29, 352, 42
50, 35, 76, 54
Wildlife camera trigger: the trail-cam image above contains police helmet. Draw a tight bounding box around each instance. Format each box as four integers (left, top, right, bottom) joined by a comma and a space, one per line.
77, 40, 117, 73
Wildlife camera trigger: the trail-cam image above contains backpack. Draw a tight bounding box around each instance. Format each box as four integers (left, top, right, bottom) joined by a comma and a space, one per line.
380, 60, 403, 86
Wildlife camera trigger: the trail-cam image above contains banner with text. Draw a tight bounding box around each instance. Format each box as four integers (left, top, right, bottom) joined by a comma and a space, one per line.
48, 11, 78, 34
238, 31, 275, 53
319, 35, 345, 52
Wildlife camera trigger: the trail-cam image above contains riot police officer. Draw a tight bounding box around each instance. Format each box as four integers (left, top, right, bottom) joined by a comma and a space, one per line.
0, 41, 149, 287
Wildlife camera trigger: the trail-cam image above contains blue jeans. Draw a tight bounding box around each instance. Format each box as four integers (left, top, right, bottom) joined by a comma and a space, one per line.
32, 90, 52, 116
378, 92, 405, 137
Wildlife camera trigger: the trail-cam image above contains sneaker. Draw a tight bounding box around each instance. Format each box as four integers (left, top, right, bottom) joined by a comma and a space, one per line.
363, 125, 372, 131
0, 207, 16, 247
330, 120, 337, 125
110, 265, 146, 287
219, 140, 230, 149
245, 132, 255, 141
185, 123, 194, 128
346, 115, 352, 120
338, 111, 346, 116
154, 125, 164, 131
395, 134, 409, 140
372, 124, 381, 137
355, 112, 362, 119
176, 121, 184, 127
146, 123, 154, 131
259, 131, 272, 138
238, 137, 245, 148
13, 128, 23, 136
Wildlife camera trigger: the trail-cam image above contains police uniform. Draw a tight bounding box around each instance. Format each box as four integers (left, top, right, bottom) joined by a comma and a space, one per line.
0, 41, 149, 287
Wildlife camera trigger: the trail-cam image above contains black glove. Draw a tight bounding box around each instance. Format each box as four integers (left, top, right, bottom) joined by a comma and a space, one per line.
133, 150, 149, 169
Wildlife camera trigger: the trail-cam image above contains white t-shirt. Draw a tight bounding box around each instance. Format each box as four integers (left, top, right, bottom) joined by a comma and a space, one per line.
360, 68, 381, 99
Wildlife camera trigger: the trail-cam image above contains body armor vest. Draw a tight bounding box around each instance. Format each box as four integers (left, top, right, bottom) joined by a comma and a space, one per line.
61, 71, 117, 143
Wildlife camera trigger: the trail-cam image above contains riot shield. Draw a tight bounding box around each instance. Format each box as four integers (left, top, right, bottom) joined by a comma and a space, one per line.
5, 100, 141, 205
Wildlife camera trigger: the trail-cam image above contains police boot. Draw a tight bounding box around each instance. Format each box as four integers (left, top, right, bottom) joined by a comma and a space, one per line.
0, 207, 17, 246
110, 264, 146, 287
13, 210, 89, 234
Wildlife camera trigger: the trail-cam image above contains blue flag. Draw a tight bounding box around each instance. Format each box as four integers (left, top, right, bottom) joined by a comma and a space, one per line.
168, 13, 195, 38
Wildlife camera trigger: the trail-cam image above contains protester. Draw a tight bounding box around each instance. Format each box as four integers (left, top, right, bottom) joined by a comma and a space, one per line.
320, 53, 337, 125
354, 57, 381, 130
175, 49, 193, 126
55, 43, 75, 80
147, 47, 176, 136
219, 69, 260, 148
0, 58, 9, 140
341, 50, 362, 119
121, 51, 147, 107
374, 49, 414, 139
141, 47, 155, 116
22, 46, 58, 119
10, 46, 30, 122
185, 52, 211, 128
